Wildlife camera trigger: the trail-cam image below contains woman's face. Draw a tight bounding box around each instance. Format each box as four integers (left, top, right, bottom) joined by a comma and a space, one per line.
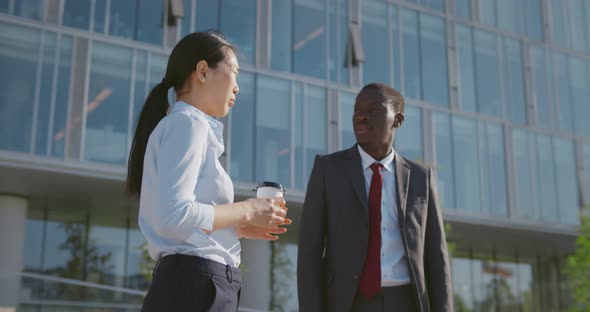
203, 48, 240, 117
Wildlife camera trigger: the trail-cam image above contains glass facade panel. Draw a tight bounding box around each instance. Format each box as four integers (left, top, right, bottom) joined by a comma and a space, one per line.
85, 42, 132, 165
35, 32, 57, 157
453, 116, 480, 213
456, 25, 476, 112
401, 9, 420, 100
553, 53, 574, 133
394, 105, 422, 162
271, 0, 293, 72
63, 0, 91, 30
0, 23, 40, 153
42, 205, 87, 300
340, 91, 357, 149
536, 135, 559, 223
584, 144, 590, 205
570, 58, 590, 137
433, 112, 455, 210
474, 29, 501, 116
524, 0, 543, 41
51, 36, 73, 158
571, 0, 587, 52
230, 72, 256, 182
553, 138, 580, 225
304, 85, 327, 186
512, 129, 537, 219
196, 0, 219, 31
479, 0, 497, 27
551, 0, 569, 48
293, 0, 327, 79
503, 38, 527, 124
362, 0, 390, 86
14, 0, 43, 20
420, 14, 448, 107
136, 0, 165, 46
423, 0, 444, 11
109, 1, 137, 40
220, 0, 257, 64
455, 0, 471, 19
255, 76, 291, 187
480, 122, 508, 217
531, 46, 553, 128
329, 0, 348, 84
94, 0, 107, 33
497, 0, 520, 33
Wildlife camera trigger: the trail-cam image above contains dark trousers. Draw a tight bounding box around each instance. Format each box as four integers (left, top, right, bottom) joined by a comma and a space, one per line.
141, 254, 242, 312
352, 285, 418, 312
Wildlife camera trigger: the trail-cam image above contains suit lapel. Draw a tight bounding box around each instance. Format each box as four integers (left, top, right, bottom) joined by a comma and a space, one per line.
395, 152, 411, 226
345, 146, 369, 218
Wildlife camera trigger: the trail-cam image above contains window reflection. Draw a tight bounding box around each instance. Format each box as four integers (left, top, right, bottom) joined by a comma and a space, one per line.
85, 42, 132, 165
255, 76, 291, 187
0, 23, 39, 153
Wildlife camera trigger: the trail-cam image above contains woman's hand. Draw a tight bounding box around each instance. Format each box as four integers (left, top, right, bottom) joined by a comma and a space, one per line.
235, 219, 292, 240
245, 197, 289, 228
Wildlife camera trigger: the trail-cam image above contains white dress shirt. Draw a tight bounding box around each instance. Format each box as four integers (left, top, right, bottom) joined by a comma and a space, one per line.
139, 101, 240, 267
358, 145, 410, 286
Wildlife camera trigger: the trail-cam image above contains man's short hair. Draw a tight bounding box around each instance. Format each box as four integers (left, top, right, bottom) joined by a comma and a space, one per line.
359, 83, 405, 114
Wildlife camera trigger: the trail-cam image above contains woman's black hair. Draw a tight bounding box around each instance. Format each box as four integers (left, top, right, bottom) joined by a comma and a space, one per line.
126, 32, 235, 197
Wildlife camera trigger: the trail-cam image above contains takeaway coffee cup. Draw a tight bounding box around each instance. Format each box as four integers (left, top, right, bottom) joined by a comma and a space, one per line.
254, 181, 285, 198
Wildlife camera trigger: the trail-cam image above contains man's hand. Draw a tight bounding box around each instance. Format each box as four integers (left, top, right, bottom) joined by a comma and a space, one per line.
235, 218, 292, 240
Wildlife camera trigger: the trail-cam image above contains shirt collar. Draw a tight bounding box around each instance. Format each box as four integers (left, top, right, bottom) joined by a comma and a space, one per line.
171, 101, 225, 143
357, 145, 395, 173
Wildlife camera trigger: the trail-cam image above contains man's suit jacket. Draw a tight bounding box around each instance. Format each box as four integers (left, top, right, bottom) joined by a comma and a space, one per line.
297, 145, 453, 312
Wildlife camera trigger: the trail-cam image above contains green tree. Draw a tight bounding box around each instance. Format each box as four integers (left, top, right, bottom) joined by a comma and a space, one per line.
565, 209, 590, 311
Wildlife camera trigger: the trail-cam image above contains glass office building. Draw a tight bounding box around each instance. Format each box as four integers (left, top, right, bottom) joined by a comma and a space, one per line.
0, 0, 588, 311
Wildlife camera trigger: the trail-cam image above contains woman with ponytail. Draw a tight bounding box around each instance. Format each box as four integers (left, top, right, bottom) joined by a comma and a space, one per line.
127, 32, 290, 311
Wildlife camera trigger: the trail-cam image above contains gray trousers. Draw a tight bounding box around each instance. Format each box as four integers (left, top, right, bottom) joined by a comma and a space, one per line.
352, 285, 418, 312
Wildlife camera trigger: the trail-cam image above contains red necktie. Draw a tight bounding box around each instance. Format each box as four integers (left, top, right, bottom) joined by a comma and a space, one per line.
359, 163, 383, 299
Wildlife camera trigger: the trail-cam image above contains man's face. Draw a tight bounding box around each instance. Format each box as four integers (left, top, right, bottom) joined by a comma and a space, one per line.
352, 89, 400, 150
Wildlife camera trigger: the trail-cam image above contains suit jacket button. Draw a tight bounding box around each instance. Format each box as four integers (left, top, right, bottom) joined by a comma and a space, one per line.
353, 275, 359, 279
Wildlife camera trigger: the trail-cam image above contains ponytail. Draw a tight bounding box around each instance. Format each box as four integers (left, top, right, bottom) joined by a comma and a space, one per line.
126, 80, 171, 197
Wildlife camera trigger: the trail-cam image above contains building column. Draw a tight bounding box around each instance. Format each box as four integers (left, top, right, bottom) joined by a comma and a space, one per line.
0, 195, 28, 312
239, 239, 272, 310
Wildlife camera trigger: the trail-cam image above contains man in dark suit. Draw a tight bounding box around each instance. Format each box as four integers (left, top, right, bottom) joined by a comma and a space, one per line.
297, 83, 453, 312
